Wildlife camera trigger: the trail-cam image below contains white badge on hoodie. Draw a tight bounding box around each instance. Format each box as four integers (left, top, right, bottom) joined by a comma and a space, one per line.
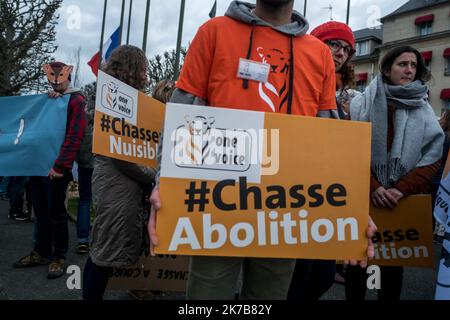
237, 58, 270, 83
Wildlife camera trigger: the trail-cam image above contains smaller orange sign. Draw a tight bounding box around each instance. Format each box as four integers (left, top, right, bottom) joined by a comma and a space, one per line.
370, 195, 434, 267
93, 70, 165, 168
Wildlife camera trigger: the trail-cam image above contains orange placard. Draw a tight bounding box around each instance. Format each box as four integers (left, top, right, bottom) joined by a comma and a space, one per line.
93, 70, 165, 168
155, 103, 372, 260
369, 195, 434, 267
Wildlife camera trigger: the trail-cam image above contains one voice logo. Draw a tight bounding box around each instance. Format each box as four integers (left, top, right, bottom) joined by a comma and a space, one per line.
101, 81, 135, 120
172, 115, 253, 172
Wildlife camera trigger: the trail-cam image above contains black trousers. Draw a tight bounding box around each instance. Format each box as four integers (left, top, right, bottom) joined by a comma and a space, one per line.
345, 265, 404, 301
30, 176, 70, 259
82, 256, 112, 300
287, 259, 336, 300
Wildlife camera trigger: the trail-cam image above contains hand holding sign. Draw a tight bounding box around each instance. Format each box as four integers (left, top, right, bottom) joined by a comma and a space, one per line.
148, 186, 161, 256
345, 216, 377, 268
372, 186, 398, 209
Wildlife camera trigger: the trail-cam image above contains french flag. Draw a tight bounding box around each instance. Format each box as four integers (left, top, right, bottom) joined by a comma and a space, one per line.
88, 27, 120, 77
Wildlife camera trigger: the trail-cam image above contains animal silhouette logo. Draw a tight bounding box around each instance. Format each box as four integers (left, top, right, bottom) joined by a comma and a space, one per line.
106, 82, 119, 109
257, 47, 290, 112
183, 115, 215, 165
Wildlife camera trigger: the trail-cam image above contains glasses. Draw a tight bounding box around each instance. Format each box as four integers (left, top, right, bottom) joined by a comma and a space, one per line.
326, 40, 355, 57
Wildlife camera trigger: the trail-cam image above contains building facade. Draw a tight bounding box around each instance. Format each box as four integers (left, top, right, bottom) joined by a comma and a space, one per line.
351, 0, 450, 115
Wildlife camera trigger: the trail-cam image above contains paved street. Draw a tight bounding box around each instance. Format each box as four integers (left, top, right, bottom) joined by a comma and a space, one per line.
0, 198, 441, 300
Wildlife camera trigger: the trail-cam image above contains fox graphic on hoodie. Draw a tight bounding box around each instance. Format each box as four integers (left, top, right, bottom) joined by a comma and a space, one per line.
176, 1, 337, 116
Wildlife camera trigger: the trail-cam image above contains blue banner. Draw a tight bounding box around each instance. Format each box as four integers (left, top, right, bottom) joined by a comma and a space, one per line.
0, 94, 69, 176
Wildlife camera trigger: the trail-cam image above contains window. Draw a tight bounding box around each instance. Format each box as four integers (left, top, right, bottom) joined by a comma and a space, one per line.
355, 41, 369, 56
444, 48, 450, 76
415, 14, 434, 36
421, 51, 432, 68
417, 21, 432, 36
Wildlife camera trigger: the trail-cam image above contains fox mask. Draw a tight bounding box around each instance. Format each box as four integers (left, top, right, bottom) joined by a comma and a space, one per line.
43, 64, 73, 85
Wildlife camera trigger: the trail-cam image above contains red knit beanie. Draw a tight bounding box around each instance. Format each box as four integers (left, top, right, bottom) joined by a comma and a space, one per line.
310, 21, 355, 49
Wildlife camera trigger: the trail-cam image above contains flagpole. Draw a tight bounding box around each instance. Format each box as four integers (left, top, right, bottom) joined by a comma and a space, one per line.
119, 0, 126, 45
209, 0, 217, 18
142, 0, 151, 54
173, 0, 186, 80
303, 0, 307, 17
346, 0, 350, 25
127, 0, 133, 44
99, 0, 108, 68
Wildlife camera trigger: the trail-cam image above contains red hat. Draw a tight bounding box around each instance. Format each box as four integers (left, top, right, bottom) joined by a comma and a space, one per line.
310, 21, 355, 50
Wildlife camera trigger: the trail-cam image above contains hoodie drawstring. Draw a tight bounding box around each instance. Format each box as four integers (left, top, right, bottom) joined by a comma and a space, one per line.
287, 35, 294, 114
242, 22, 295, 115
243, 20, 257, 90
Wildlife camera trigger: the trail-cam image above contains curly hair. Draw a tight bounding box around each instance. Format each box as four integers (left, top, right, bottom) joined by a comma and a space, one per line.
152, 79, 176, 103
102, 45, 149, 91
338, 62, 355, 89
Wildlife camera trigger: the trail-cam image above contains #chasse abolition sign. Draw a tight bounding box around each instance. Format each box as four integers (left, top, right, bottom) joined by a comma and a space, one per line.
156, 103, 372, 260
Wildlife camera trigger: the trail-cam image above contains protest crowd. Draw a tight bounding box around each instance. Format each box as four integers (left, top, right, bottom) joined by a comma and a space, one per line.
1, 0, 449, 301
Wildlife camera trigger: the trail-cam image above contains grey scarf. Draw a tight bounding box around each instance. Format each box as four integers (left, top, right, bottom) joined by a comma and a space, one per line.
350, 75, 444, 187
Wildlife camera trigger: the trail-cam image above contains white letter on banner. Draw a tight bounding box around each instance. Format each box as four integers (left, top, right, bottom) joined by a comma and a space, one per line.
203, 214, 227, 249
230, 223, 254, 247
168, 218, 201, 250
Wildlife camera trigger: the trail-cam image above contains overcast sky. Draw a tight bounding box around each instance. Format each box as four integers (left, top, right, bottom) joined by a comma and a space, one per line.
54, 0, 409, 86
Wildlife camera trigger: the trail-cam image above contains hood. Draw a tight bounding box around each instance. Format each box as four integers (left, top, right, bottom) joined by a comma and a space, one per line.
64, 87, 82, 95
225, 1, 309, 37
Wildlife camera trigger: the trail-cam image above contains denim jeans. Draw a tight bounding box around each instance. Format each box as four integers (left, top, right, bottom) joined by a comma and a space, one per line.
77, 167, 93, 243
30, 175, 71, 260
0, 177, 10, 195
8, 177, 30, 214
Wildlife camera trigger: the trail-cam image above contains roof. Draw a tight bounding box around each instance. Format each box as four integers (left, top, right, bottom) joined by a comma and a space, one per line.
381, 0, 449, 21
353, 27, 383, 42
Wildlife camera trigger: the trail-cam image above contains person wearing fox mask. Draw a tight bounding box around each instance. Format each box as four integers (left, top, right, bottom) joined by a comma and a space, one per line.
13, 61, 86, 280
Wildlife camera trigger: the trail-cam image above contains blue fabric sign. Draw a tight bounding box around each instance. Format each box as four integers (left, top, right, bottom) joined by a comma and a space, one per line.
0, 94, 69, 176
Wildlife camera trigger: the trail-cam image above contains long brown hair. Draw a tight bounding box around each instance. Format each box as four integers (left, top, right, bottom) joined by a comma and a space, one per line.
102, 45, 149, 90
338, 62, 355, 90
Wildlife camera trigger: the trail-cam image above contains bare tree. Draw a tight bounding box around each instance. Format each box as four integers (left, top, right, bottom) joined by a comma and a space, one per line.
69, 46, 82, 88
147, 47, 186, 94
0, 0, 62, 96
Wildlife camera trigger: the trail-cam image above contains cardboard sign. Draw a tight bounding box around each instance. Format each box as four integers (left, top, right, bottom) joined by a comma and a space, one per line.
369, 195, 434, 267
107, 255, 189, 291
434, 149, 450, 299
155, 103, 372, 260
93, 70, 165, 168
